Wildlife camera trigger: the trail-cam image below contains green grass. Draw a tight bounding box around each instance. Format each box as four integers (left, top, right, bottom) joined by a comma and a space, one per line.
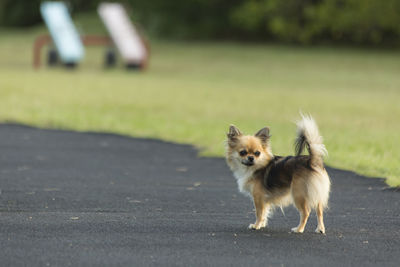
0, 16, 399, 186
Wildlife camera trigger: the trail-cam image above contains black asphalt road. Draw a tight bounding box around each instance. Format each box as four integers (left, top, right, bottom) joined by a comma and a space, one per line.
0, 124, 399, 266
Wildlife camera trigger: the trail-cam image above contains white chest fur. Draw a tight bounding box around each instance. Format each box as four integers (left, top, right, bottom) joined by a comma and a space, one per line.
233, 168, 255, 197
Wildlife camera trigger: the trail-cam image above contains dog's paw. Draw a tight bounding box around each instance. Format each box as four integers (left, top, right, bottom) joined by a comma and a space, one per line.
291, 227, 304, 233
248, 223, 258, 230
248, 223, 262, 230
249, 222, 267, 230
315, 226, 325, 234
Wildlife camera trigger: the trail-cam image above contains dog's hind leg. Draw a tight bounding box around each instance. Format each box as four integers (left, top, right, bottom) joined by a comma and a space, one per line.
291, 198, 310, 233
315, 202, 326, 234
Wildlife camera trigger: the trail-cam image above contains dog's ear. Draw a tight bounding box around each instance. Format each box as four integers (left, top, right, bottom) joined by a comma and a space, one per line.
227, 125, 242, 146
255, 127, 270, 143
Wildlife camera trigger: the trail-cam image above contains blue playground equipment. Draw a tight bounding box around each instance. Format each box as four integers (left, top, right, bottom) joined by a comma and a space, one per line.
40, 2, 84, 66
33, 2, 149, 70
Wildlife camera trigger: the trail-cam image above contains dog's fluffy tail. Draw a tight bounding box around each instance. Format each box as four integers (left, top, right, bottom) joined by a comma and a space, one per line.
295, 114, 327, 168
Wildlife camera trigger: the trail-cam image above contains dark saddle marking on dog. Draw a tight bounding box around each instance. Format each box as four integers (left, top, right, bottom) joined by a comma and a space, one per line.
259, 155, 313, 191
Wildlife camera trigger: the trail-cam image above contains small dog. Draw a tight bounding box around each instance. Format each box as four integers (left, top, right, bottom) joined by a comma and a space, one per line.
225, 114, 330, 234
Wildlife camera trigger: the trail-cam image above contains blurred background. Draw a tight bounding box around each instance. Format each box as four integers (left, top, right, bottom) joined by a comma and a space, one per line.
2, 0, 400, 44
0, 0, 399, 186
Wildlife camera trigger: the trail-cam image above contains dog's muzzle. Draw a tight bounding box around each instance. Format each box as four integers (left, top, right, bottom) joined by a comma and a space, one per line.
241, 157, 255, 166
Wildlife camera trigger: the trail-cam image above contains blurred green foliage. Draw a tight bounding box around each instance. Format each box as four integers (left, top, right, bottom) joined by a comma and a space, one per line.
231, 0, 400, 44
0, 0, 41, 27
1, 0, 400, 45
126, 0, 243, 39
0, 0, 99, 26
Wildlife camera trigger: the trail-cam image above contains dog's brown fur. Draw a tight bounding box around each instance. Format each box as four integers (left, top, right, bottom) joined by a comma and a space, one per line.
226, 114, 330, 234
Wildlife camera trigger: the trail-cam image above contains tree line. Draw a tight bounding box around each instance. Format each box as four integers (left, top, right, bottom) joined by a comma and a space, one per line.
1, 0, 400, 45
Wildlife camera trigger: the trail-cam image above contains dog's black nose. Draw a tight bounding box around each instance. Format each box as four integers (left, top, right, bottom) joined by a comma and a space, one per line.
248, 156, 254, 162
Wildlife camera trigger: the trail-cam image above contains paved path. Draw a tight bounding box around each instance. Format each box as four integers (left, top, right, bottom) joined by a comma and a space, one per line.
0, 124, 399, 266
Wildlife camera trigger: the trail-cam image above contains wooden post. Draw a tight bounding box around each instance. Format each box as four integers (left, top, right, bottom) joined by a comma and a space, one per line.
33, 35, 52, 69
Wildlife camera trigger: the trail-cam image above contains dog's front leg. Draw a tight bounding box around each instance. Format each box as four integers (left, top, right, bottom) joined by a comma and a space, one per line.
249, 184, 268, 230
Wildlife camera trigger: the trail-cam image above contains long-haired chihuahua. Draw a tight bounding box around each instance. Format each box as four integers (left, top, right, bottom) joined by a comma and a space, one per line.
226, 114, 330, 234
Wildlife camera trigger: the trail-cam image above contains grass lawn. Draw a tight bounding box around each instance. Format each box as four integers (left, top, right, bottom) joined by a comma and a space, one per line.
0, 15, 399, 186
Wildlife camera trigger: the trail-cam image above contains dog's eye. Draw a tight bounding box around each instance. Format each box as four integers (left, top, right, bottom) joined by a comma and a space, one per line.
254, 151, 260, 157
239, 150, 247, 156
